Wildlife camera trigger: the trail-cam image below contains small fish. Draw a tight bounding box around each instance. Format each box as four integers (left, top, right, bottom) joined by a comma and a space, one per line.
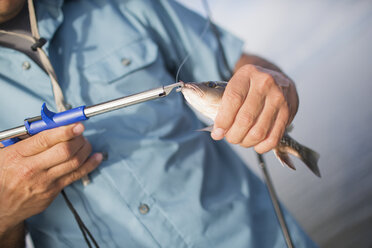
181, 81, 320, 177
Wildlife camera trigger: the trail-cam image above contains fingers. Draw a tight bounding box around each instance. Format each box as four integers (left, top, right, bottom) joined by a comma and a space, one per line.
222, 83, 266, 144
16, 123, 85, 157
30, 136, 86, 170
57, 153, 102, 189
212, 64, 294, 152
239, 98, 279, 148
46, 139, 93, 179
254, 106, 289, 154
0, 123, 100, 226
212, 68, 251, 140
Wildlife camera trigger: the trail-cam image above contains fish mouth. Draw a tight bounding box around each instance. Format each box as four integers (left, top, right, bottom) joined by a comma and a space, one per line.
182, 83, 205, 97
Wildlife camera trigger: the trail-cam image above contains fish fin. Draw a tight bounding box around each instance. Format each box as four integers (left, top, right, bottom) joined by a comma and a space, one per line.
273, 149, 296, 170
196, 125, 214, 132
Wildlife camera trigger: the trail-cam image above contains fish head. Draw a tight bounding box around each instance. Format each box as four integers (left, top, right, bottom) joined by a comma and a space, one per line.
181, 81, 227, 121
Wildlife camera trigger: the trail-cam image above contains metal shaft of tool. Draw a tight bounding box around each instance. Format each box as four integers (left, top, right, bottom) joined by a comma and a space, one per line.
0, 126, 28, 142
84, 87, 165, 118
0, 83, 184, 143
257, 153, 294, 248
0, 87, 167, 143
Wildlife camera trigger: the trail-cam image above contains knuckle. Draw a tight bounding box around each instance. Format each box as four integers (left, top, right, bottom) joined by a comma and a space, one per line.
35, 134, 49, 150
69, 156, 82, 170
256, 75, 274, 94
62, 125, 73, 138
249, 127, 266, 142
59, 143, 74, 159
241, 64, 256, 73
225, 89, 245, 109
271, 91, 285, 106
237, 111, 255, 127
70, 170, 83, 182
263, 73, 275, 84
225, 134, 241, 145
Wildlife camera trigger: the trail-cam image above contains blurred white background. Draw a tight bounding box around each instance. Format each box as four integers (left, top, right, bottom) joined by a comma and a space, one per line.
177, 0, 372, 247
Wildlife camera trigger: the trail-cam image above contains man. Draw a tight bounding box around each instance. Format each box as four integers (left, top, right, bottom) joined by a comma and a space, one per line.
0, 0, 316, 247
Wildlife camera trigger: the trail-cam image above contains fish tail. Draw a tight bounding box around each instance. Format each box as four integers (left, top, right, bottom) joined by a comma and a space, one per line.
298, 144, 321, 177
275, 134, 321, 177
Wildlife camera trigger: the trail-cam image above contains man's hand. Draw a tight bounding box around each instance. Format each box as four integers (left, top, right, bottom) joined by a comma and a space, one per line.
0, 123, 102, 236
211, 64, 298, 153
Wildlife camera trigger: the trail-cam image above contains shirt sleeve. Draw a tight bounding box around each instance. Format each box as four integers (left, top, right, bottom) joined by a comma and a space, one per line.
122, 0, 244, 82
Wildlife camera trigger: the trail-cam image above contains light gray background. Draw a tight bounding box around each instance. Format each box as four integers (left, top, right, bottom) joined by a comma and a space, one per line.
178, 0, 372, 247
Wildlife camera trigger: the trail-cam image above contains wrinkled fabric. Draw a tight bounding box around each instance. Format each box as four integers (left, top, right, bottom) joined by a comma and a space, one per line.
0, 0, 317, 247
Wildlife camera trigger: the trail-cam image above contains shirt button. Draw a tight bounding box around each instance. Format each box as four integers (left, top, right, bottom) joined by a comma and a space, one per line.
121, 58, 131, 66
22, 61, 31, 70
138, 203, 150, 215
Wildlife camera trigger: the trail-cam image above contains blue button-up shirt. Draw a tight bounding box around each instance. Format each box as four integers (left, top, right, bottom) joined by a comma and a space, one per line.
0, 0, 316, 247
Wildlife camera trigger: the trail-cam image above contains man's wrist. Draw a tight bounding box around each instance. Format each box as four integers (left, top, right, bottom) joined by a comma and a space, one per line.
234, 53, 282, 73
0, 216, 21, 234
0, 221, 25, 248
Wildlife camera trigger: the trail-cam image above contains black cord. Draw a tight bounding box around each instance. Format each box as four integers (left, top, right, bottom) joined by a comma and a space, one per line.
256, 154, 294, 248
61, 189, 100, 248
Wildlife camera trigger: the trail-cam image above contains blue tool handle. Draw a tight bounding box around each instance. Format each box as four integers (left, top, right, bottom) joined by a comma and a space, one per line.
1, 103, 88, 147
1, 138, 21, 147
25, 103, 88, 135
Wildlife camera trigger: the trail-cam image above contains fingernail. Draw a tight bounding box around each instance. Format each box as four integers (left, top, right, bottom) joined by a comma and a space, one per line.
211, 128, 225, 140
73, 123, 84, 135
94, 153, 103, 162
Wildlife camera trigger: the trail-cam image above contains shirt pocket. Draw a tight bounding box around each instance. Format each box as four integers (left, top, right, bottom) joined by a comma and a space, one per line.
81, 37, 158, 85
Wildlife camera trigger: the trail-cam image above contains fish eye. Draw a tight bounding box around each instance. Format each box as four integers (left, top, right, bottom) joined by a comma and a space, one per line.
207, 82, 217, 88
